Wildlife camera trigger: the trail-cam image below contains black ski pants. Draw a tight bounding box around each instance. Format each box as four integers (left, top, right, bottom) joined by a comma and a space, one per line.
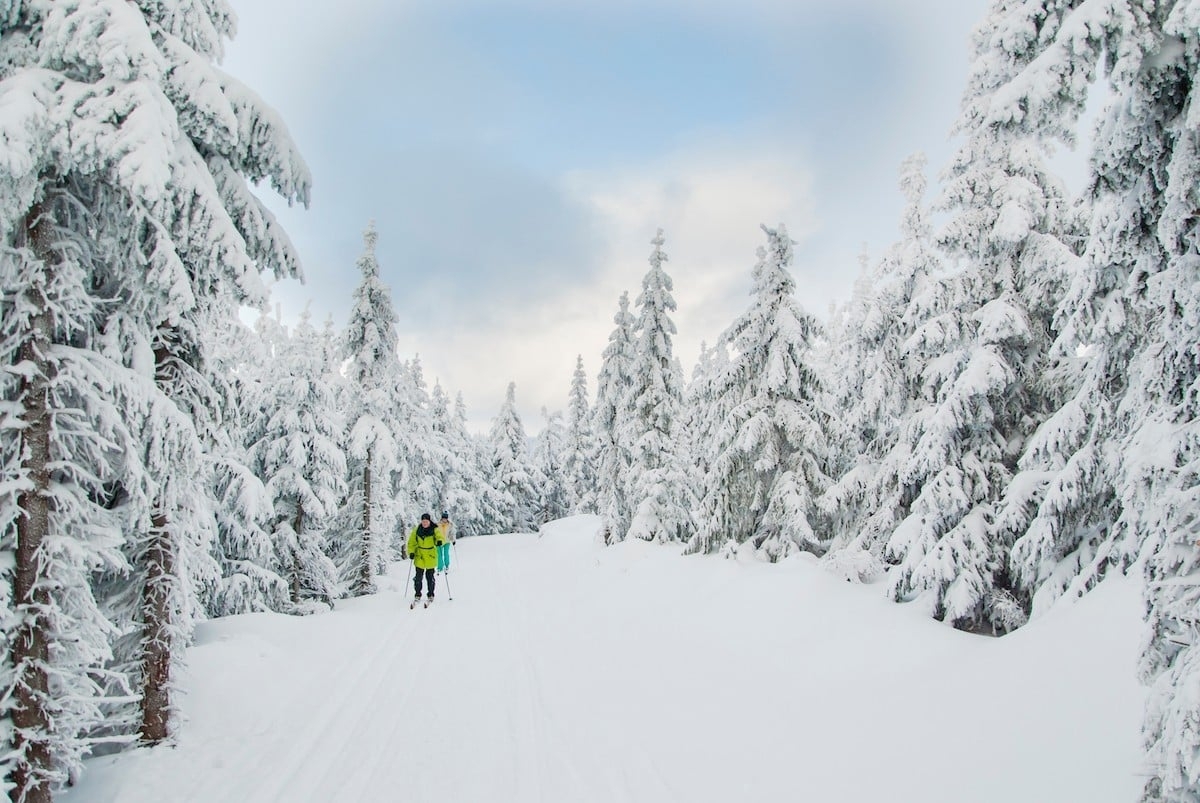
413, 567, 436, 598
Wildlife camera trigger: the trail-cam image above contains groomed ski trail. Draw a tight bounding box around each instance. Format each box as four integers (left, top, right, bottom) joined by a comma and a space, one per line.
61, 514, 1147, 803
66, 518, 685, 803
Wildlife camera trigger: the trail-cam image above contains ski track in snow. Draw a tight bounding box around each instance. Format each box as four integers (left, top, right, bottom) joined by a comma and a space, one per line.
62, 515, 1147, 803
249, 608, 422, 801
181, 595, 419, 802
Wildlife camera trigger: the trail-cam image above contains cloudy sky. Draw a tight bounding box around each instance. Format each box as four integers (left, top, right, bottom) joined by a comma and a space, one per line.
224, 0, 992, 432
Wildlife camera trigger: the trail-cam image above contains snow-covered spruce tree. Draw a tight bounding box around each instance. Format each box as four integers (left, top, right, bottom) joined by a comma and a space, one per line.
126, 29, 306, 751
457, 393, 510, 536
821, 247, 876, 491
488, 382, 537, 533
391, 356, 440, 547
428, 383, 467, 521
319, 314, 342, 378
341, 222, 400, 595
819, 155, 942, 574
968, 2, 1148, 628
692, 224, 829, 560
625, 229, 694, 544
885, 0, 1092, 631
819, 249, 887, 556
531, 408, 569, 524
563, 355, 596, 514
0, 180, 138, 800
254, 308, 346, 610
1121, 4, 1200, 799
427, 387, 505, 538
203, 309, 284, 617
2, 0, 310, 789
682, 340, 731, 548
592, 292, 637, 543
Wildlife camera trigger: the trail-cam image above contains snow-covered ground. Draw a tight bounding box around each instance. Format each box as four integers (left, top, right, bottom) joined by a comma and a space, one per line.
63, 515, 1147, 803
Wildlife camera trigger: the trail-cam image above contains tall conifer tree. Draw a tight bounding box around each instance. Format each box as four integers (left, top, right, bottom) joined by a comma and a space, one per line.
592, 293, 637, 543
489, 383, 537, 532
563, 356, 596, 514
1, 1, 309, 794
693, 224, 828, 559
1120, 3, 1200, 798
254, 309, 346, 609
821, 154, 941, 567
531, 408, 569, 524
626, 229, 693, 543
885, 0, 1089, 630
206, 313, 283, 616
341, 222, 400, 595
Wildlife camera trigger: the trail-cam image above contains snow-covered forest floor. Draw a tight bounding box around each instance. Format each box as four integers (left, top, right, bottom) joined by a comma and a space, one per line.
62, 515, 1146, 803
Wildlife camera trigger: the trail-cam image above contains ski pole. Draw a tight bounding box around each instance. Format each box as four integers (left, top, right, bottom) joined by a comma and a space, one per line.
444, 569, 452, 601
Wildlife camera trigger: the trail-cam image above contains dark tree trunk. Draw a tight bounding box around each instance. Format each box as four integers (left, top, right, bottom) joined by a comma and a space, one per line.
290, 506, 304, 604
139, 338, 177, 745
138, 510, 174, 745
10, 202, 56, 803
359, 448, 373, 595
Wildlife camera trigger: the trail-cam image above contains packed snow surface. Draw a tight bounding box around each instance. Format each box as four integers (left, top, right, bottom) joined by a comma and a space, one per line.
64, 515, 1145, 802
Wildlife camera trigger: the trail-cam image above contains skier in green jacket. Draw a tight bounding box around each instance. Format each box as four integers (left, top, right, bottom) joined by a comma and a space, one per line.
408, 513, 447, 605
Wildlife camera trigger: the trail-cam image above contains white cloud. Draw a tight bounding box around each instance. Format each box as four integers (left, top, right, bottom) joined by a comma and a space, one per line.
567, 141, 821, 364
222, 0, 993, 434
426, 138, 822, 433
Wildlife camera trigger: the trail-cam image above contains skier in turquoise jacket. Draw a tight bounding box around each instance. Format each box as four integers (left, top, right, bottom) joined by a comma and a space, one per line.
436, 511, 454, 572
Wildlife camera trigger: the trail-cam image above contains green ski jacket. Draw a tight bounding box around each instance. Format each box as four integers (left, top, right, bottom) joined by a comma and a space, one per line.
408, 526, 447, 570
